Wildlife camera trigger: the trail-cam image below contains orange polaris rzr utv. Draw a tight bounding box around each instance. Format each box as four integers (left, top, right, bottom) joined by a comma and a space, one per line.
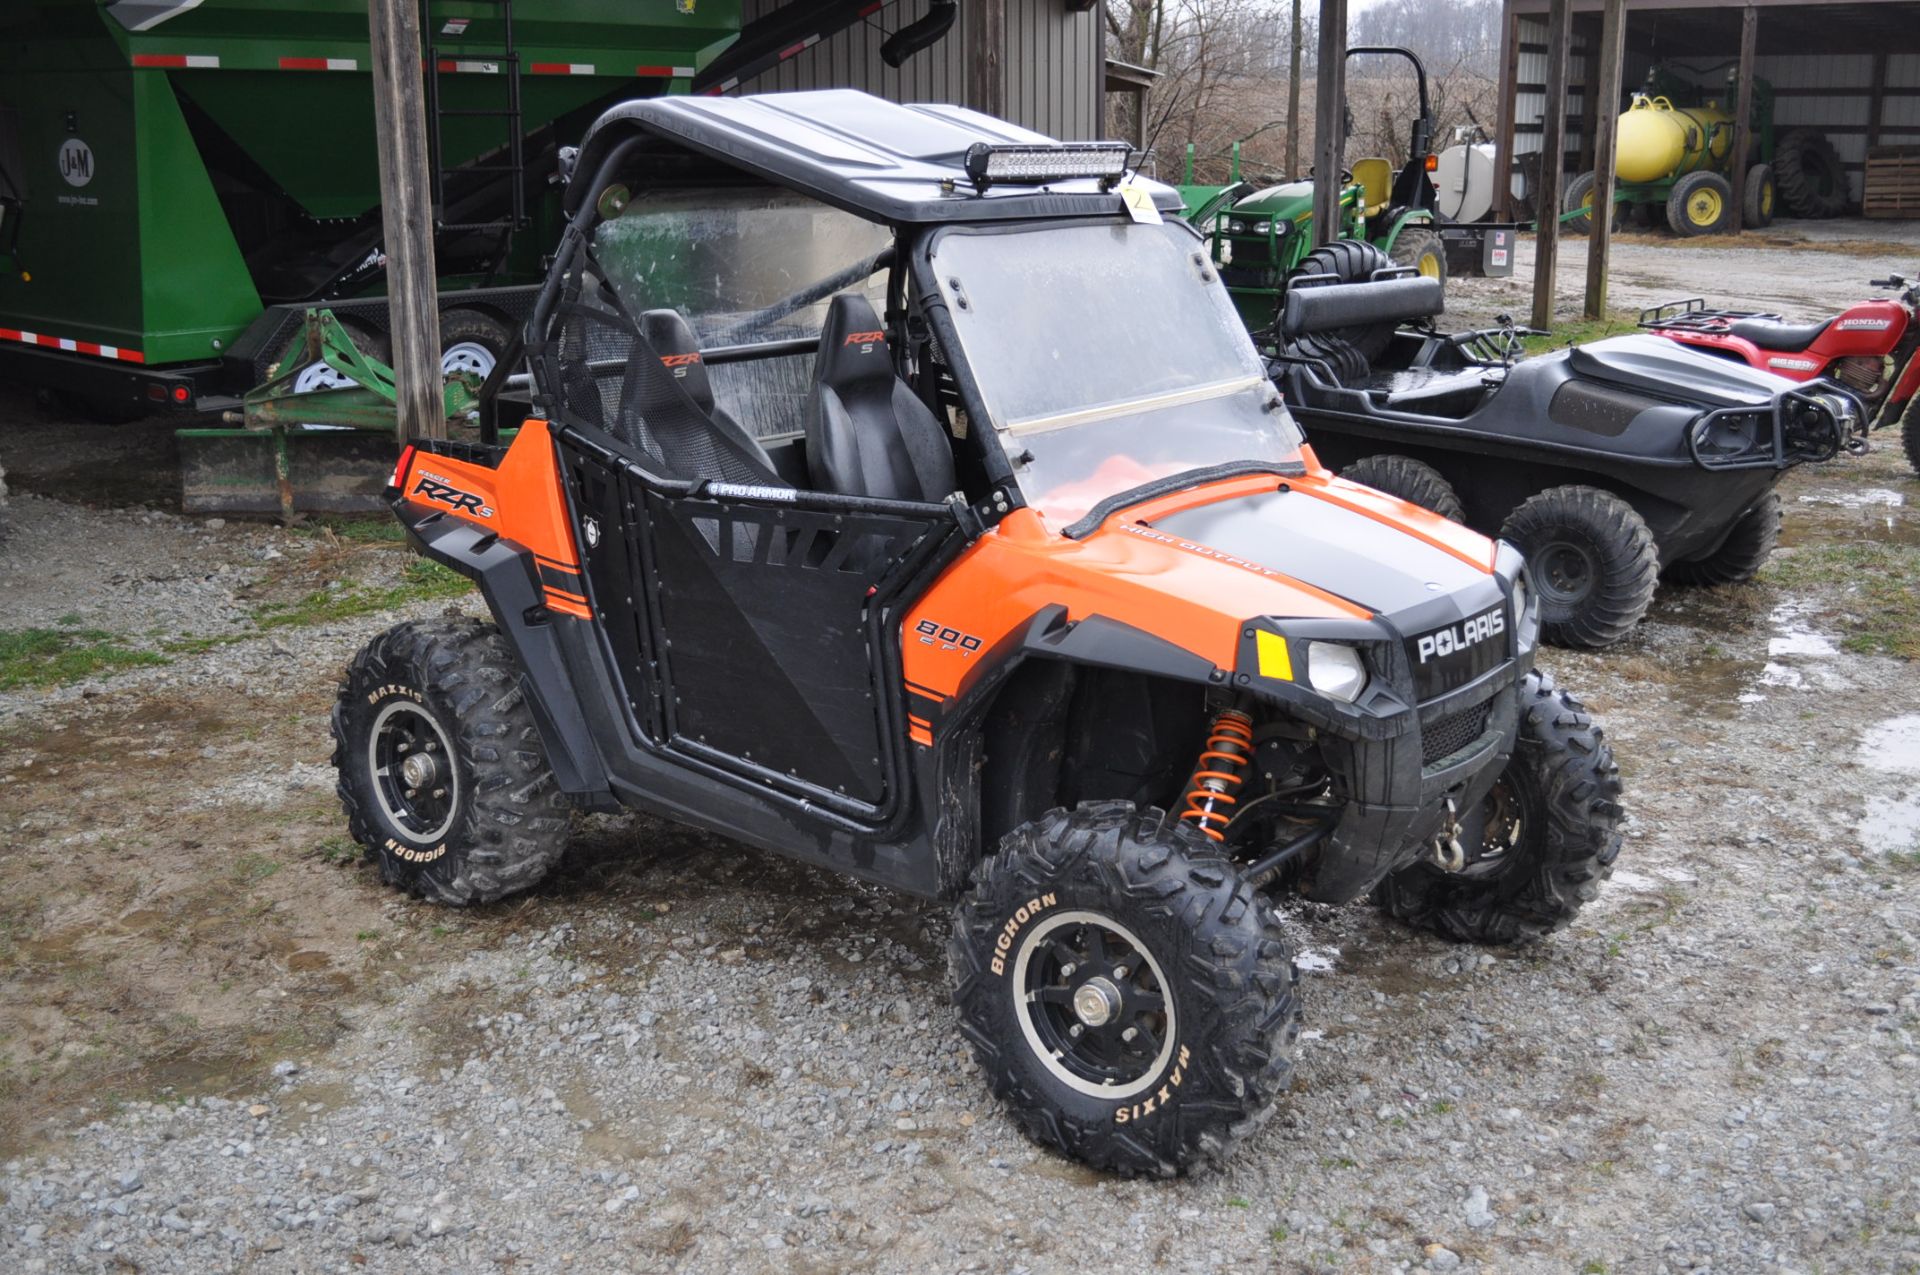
333, 91, 1624, 1176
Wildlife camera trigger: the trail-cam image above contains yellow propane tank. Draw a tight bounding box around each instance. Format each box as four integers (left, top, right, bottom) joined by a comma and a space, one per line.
1614, 95, 1734, 183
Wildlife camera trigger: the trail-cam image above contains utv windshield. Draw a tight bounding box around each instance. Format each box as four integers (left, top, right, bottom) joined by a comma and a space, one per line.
930, 219, 1304, 523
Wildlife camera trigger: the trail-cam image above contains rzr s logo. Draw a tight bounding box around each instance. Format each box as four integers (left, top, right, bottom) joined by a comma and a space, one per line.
1415, 607, 1504, 664
659, 351, 702, 379
844, 330, 885, 353
412, 472, 494, 519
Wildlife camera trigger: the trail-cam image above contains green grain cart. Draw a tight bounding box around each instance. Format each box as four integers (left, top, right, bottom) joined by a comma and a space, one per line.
0, 0, 740, 421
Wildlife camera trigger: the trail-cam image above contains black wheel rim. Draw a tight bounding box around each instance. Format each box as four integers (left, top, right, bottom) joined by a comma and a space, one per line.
1013, 910, 1174, 1098
1534, 540, 1596, 608
1452, 778, 1525, 879
367, 701, 460, 843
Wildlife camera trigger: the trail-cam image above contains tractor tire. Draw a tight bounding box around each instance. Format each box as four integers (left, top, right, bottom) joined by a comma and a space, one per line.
949, 802, 1299, 1177
1279, 331, 1371, 385
1341, 454, 1466, 522
1389, 226, 1448, 285
1664, 490, 1782, 587
1773, 129, 1847, 219
1743, 163, 1777, 229
332, 618, 570, 906
1667, 171, 1735, 237
1373, 671, 1623, 945
1499, 485, 1659, 649
1287, 239, 1398, 361
1563, 171, 1614, 235
439, 308, 516, 385
1903, 402, 1920, 477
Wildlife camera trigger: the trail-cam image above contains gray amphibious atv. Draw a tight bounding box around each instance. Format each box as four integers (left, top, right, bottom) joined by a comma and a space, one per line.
331, 92, 1624, 1176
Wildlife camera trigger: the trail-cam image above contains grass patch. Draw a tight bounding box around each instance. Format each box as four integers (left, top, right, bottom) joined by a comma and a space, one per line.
293, 515, 408, 545
0, 628, 168, 692
1764, 540, 1920, 660
1523, 309, 1640, 356
252, 558, 471, 632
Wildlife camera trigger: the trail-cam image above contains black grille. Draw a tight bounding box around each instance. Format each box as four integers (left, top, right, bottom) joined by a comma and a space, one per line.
1420, 703, 1492, 767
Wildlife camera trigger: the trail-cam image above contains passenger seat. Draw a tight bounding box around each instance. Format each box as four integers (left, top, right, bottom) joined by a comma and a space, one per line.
803, 294, 956, 502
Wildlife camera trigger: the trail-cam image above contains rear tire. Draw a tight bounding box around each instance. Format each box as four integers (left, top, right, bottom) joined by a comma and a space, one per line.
1563, 171, 1611, 235
950, 803, 1299, 1177
1667, 171, 1734, 237
1499, 486, 1659, 649
332, 618, 570, 905
1743, 163, 1776, 229
1373, 671, 1623, 945
1388, 226, 1448, 287
1902, 402, 1920, 477
1664, 490, 1781, 587
1773, 129, 1847, 219
1341, 454, 1466, 522
1287, 239, 1398, 361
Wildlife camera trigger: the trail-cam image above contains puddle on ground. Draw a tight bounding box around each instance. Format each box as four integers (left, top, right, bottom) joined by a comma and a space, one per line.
1855, 716, 1920, 855
1798, 487, 1906, 509
1859, 796, 1920, 855
1293, 946, 1339, 974
1858, 714, 1920, 774
1732, 602, 1852, 706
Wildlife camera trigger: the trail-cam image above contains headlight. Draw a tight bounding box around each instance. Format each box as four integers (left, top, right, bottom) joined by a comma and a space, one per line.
1306, 641, 1367, 703
1252, 220, 1271, 235
1228, 218, 1247, 234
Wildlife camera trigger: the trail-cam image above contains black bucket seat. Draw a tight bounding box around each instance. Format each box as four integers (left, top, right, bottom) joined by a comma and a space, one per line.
803, 294, 956, 502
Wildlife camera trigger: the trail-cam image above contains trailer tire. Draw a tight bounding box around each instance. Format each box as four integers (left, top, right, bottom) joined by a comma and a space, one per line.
1667, 172, 1735, 237
286, 318, 391, 394
439, 309, 516, 384
1563, 171, 1612, 235
1373, 671, 1623, 945
1773, 129, 1847, 219
1743, 164, 1776, 229
1341, 454, 1465, 522
950, 802, 1299, 1176
1287, 239, 1398, 360
333, 618, 570, 906
1388, 227, 1447, 285
1664, 490, 1781, 587
1499, 486, 1659, 649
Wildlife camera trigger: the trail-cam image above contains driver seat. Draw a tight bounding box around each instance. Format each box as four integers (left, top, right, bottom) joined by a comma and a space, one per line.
804, 294, 956, 502
1728, 315, 1834, 352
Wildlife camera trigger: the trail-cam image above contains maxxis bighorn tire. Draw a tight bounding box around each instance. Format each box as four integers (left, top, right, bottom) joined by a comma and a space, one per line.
1499, 485, 1659, 649
1287, 239, 1398, 361
1373, 671, 1623, 944
332, 618, 570, 905
1743, 163, 1776, 229
1773, 129, 1847, 219
949, 802, 1300, 1177
1667, 171, 1735, 237
1341, 454, 1466, 523
1389, 226, 1447, 286
1664, 490, 1782, 587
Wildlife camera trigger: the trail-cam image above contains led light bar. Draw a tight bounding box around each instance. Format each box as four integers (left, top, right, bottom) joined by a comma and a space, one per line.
963, 142, 1132, 192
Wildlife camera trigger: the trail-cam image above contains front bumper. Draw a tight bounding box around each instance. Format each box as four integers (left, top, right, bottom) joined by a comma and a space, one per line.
1689, 381, 1866, 470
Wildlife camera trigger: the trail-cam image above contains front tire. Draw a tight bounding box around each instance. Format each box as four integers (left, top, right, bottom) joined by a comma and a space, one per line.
1901, 400, 1920, 477
1342, 454, 1466, 522
950, 803, 1299, 1176
1499, 485, 1659, 649
332, 619, 570, 905
1664, 490, 1781, 587
1668, 171, 1735, 237
1374, 672, 1623, 944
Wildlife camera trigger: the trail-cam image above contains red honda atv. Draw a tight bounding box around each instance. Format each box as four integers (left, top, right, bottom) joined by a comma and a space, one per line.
1643, 272, 1920, 474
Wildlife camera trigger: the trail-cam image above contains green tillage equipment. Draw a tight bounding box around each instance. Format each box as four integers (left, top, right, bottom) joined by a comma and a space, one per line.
180, 309, 485, 523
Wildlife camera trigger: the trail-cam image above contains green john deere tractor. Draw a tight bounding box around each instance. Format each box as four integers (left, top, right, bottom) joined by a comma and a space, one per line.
1188, 46, 1516, 336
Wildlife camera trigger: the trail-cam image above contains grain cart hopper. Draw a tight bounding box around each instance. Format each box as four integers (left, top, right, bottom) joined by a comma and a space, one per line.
0, 0, 742, 440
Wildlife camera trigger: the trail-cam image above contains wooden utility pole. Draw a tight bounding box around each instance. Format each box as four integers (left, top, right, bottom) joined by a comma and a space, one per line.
1530, 0, 1571, 332
1583, 0, 1628, 318
1286, 0, 1304, 179
968, 0, 1005, 120
1312, 0, 1348, 245
1728, 5, 1760, 232
1494, 4, 1520, 220
367, 0, 443, 442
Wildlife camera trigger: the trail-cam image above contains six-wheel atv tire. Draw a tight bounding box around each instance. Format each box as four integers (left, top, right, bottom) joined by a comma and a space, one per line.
332, 619, 570, 905
1664, 490, 1781, 587
1389, 227, 1448, 285
1499, 485, 1659, 649
1287, 239, 1398, 361
1342, 454, 1466, 523
950, 803, 1299, 1176
1773, 128, 1847, 219
1373, 671, 1623, 944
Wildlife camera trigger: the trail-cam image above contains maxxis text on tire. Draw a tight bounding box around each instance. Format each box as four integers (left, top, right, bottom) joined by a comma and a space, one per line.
1498, 485, 1659, 649
1664, 490, 1781, 587
1388, 226, 1448, 286
1372, 671, 1623, 945
1743, 163, 1776, 229
1667, 171, 1734, 237
1287, 239, 1398, 361
1772, 128, 1847, 219
949, 802, 1299, 1177
1342, 454, 1466, 523
332, 618, 570, 905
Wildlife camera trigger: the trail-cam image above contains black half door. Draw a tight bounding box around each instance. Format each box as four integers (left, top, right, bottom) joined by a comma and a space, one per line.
640, 487, 948, 815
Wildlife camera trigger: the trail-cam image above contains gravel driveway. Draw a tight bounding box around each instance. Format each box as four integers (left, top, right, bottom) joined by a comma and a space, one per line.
1, 334, 1918, 1274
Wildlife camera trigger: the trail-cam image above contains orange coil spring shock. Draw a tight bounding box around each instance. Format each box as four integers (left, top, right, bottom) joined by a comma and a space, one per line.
1180, 709, 1255, 842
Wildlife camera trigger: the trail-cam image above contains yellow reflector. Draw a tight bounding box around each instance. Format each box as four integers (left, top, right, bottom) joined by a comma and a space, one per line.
1255, 630, 1293, 681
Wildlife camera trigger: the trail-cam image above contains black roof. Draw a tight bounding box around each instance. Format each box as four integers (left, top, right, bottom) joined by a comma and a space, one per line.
567, 89, 1181, 226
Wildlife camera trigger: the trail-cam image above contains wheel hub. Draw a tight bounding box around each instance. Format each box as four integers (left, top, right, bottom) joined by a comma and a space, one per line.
1013, 910, 1176, 1099
1072, 976, 1122, 1027
399, 752, 439, 791
367, 700, 460, 843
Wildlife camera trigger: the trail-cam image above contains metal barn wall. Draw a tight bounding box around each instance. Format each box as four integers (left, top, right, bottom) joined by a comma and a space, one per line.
734, 0, 1101, 139
1512, 15, 1589, 201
